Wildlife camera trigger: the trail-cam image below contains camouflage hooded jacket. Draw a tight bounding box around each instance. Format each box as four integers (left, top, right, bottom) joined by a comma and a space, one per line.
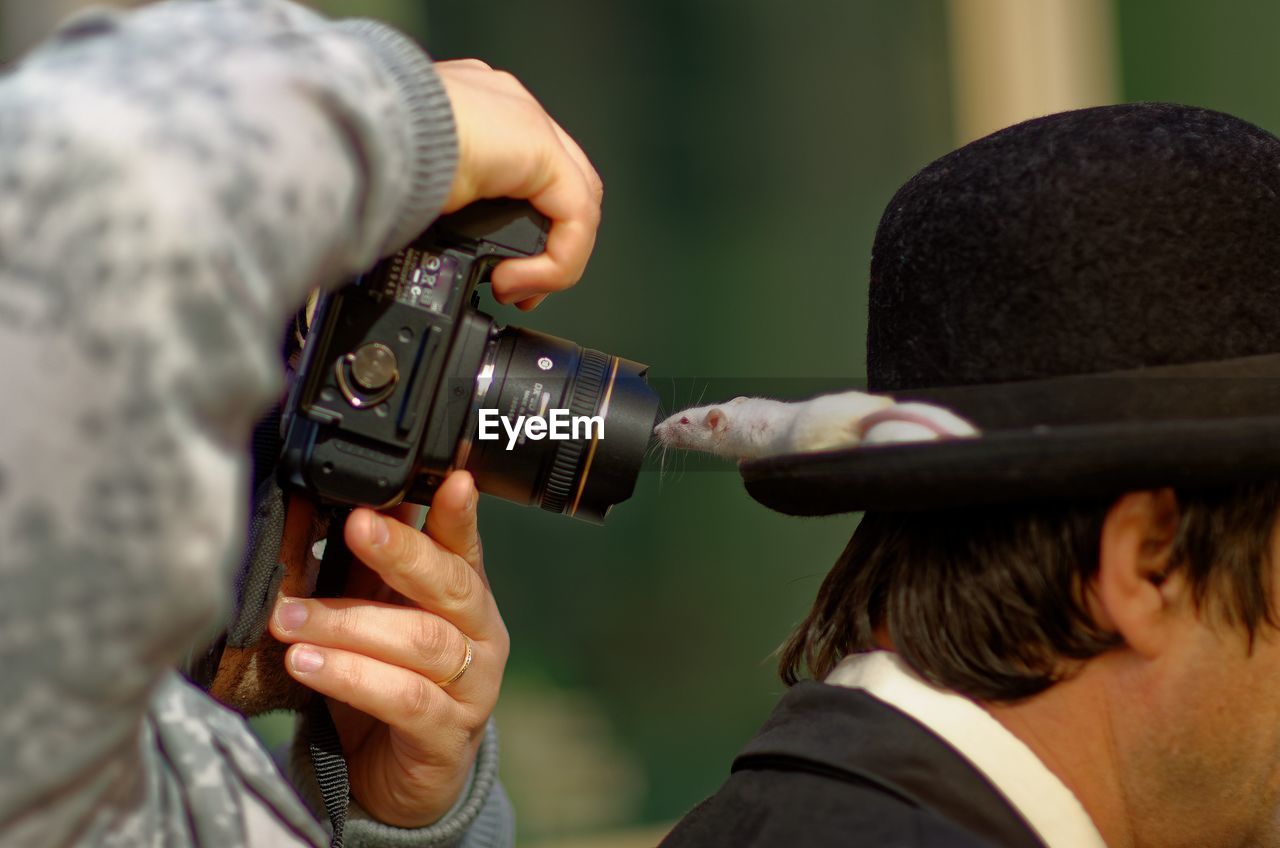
0, 1, 510, 845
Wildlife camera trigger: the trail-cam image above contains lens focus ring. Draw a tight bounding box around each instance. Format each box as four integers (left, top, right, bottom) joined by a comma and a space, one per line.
539, 348, 610, 513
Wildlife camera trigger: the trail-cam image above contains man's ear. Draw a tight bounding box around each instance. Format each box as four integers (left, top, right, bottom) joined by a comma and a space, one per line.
1092, 488, 1183, 658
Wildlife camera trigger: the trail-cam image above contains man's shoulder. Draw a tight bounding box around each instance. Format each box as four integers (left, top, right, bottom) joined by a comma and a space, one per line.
661, 682, 1041, 848
662, 759, 997, 848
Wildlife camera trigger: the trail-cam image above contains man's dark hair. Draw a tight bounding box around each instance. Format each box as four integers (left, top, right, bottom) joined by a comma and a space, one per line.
780, 483, 1280, 702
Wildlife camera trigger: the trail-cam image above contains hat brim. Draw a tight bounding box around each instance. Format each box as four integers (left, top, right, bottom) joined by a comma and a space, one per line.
740, 416, 1280, 515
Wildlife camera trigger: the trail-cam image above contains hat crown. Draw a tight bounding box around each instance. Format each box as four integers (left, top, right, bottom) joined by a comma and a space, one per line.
867, 103, 1280, 393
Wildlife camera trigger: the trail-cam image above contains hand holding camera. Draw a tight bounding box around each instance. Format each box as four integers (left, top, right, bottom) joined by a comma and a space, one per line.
269, 470, 506, 827
436, 59, 605, 308
281, 61, 657, 524
270, 57, 651, 831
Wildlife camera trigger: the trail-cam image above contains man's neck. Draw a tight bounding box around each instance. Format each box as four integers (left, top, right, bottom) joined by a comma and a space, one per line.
982, 661, 1130, 848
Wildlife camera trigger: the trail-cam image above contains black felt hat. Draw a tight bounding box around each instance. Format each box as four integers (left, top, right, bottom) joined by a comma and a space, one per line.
742, 103, 1280, 514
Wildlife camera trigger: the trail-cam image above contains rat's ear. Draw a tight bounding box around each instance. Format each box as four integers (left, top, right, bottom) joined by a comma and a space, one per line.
706, 407, 728, 432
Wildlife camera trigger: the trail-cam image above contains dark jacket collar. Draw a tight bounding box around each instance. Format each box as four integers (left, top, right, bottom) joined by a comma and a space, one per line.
734, 682, 1047, 848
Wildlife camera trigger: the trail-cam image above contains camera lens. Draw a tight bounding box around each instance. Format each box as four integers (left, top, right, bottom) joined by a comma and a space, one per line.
456, 327, 659, 524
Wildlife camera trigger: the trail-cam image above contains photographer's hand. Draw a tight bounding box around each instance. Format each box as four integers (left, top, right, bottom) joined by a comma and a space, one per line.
268, 471, 508, 827
437, 59, 604, 311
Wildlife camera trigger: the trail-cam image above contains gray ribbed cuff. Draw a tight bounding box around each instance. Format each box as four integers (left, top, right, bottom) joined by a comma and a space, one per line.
291, 717, 510, 848
333, 18, 458, 254
343, 721, 509, 848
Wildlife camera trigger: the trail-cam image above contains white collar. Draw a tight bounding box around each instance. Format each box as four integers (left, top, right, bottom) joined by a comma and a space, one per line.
825, 651, 1107, 848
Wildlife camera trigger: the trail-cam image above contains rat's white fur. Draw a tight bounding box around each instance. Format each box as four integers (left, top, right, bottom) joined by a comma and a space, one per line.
654, 391, 977, 460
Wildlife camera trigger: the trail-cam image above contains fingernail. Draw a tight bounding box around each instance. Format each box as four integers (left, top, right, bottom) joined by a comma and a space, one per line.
276, 600, 308, 632
291, 646, 324, 674
367, 512, 390, 547
467, 490, 478, 512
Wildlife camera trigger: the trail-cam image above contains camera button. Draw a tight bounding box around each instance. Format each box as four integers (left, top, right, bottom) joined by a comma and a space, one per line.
351, 343, 398, 391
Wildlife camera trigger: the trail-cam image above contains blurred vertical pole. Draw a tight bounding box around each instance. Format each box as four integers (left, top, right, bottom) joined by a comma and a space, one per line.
946, 0, 1121, 144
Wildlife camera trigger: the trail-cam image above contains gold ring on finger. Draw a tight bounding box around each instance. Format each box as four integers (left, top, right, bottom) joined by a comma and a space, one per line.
437, 635, 473, 689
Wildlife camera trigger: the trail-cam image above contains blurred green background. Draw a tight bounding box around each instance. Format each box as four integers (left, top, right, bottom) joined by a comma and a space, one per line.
7, 0, 1280, 843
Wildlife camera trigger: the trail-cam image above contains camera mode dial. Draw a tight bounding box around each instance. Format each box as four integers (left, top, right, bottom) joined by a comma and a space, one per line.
337, 342, 399, 408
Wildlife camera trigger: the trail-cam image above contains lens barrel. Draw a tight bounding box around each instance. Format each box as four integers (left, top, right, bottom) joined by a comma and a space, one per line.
458, 327, 658, 524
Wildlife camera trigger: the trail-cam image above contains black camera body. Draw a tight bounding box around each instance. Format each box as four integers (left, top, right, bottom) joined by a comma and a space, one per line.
280, 200, 658, 524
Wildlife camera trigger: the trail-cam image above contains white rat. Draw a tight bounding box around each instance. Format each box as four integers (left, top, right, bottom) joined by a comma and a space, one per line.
653, 390, 978, 460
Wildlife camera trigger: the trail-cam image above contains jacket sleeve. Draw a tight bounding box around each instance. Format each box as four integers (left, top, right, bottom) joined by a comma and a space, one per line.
290, 718, 516, 848
0, 1, 508, 845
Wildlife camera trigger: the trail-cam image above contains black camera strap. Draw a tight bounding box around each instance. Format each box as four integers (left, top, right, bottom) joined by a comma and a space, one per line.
308, 697, 350, 848
309, 508, 354, 848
